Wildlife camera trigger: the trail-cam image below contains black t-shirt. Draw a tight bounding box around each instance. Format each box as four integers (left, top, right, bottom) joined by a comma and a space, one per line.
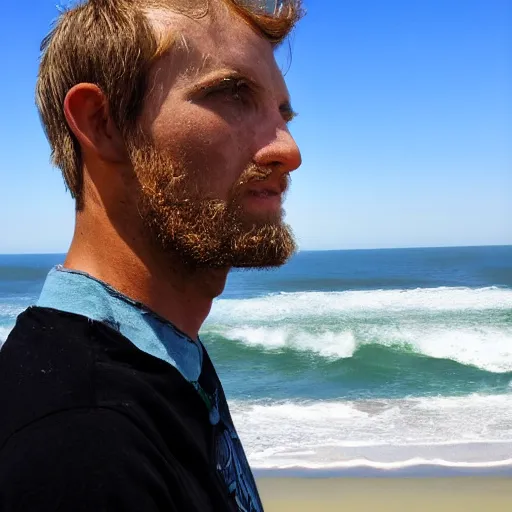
0, 307, 264, 511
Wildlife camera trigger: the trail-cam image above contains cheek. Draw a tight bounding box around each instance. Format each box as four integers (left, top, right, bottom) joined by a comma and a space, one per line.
151, 107, 256, 197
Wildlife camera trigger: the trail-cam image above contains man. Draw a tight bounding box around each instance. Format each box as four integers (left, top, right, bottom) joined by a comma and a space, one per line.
0, 0, 302, 510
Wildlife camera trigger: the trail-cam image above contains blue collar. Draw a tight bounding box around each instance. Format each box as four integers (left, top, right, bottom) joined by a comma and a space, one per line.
37, 266, 202, 383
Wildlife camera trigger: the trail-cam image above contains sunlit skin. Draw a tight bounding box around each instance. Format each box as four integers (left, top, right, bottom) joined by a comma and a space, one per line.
61, 3, 301, 340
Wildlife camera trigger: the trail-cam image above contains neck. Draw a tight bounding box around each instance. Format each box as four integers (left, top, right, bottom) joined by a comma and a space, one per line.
64, 210, 228, 340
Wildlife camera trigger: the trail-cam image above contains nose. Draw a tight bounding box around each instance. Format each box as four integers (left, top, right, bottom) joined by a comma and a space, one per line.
253, 126, 302, 174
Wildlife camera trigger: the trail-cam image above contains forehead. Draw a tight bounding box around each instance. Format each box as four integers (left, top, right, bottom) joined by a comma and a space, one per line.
147, 4, 289, 95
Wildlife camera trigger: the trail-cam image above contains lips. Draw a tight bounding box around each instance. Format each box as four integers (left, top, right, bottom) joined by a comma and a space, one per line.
247, 178, 286, 197
248, 188, 280, 198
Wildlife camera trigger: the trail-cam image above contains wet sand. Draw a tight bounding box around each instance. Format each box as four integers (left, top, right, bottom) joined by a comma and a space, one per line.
258, 477, 512, 511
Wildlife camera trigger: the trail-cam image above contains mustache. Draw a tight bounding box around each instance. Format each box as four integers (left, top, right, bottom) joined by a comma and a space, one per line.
236, 164, 291, 194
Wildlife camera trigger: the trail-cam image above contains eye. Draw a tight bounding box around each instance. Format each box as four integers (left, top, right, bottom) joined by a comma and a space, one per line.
205, 78, 251, 102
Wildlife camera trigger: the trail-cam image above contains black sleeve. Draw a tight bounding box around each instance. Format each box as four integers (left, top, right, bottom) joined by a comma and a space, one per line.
0, 408, 179, 512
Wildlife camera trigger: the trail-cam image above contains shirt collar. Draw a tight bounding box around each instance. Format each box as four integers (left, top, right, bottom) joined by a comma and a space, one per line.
37, 266, 202, 382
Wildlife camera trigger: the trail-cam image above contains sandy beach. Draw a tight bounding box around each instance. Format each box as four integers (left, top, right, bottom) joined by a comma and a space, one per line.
258, 477, 512, 511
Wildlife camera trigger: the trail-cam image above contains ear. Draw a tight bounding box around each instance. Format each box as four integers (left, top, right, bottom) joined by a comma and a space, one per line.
64, 83, 127, 164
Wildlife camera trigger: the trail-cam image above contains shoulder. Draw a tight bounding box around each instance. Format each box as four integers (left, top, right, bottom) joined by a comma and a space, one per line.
1, 306, 99, 364
0, 306, 213, 461
0, 307, 109, 446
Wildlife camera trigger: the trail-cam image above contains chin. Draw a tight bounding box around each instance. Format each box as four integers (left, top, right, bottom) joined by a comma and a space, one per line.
239, 208, 285, 228
227, 223, 297, 269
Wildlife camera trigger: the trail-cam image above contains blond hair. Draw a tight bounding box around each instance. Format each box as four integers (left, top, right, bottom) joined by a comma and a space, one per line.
35, 0, 303, 209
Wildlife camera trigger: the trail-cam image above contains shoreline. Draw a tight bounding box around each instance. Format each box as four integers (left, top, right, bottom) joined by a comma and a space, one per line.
253, 462, 512, 479
252, 461, 512, 480
257, 476, 512, 511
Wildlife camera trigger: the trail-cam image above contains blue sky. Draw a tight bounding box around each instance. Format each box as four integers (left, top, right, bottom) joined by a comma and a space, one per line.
0, 0, 510, 253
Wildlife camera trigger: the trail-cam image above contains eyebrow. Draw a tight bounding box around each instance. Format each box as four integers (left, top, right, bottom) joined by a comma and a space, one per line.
187, 68, 297, 123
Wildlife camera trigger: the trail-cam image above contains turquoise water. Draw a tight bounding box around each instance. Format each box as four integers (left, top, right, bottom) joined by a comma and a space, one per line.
1, 246, 512, 470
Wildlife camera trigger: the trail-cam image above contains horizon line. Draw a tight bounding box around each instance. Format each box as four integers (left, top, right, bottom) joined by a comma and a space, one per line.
1, 243, 511, 257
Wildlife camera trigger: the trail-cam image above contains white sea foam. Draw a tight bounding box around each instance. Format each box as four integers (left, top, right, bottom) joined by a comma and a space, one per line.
230, 395, 512, 469
399, 325, 512, 372
225, 326, 357, 359
0, 326, 12, 346
210, 287, 512, 322
0, 303, 27, 320
204, 286, 512, 371
0, 301, 24, 348
212, 323, 512, 372
250, 457, 512, 471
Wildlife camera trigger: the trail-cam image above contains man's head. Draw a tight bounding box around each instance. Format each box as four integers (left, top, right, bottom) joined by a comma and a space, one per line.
36, 0, 303, 269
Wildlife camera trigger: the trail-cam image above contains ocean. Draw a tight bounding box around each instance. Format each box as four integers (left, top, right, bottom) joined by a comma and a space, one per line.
1, 246, 512, 473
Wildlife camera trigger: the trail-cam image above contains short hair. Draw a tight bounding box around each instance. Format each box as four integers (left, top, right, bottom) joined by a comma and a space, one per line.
36, 0, 303, 209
